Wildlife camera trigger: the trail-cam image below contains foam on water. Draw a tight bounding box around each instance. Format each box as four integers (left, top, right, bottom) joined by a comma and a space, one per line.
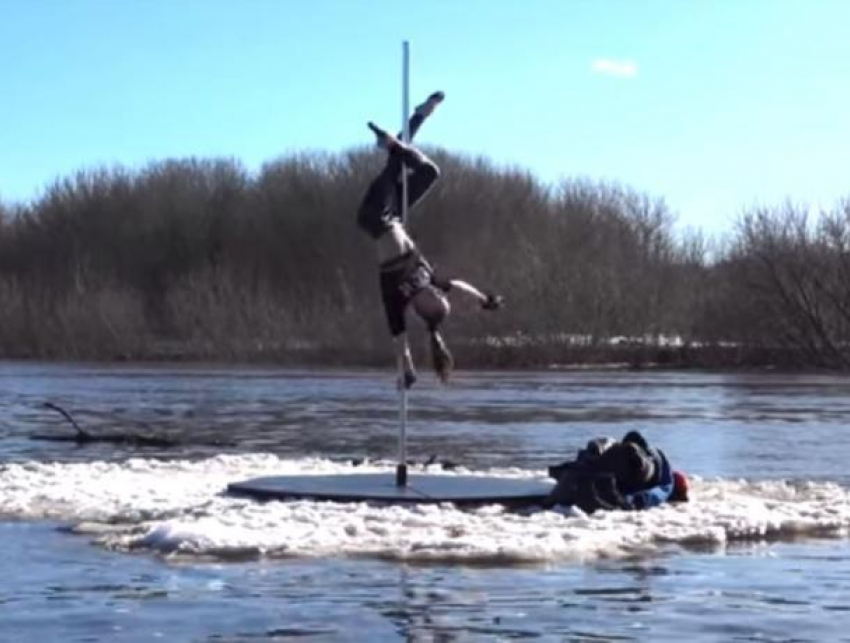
1, 455, 848, 563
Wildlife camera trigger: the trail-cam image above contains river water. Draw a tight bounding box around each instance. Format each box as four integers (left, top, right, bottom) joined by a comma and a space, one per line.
1, 362, 849, 642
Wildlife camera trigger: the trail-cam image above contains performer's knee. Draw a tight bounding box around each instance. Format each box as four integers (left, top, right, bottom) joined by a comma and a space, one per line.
357, 203, 390, 239
416, 159, 440, 188
356, 204, 379, 238
423, 159, 440, 181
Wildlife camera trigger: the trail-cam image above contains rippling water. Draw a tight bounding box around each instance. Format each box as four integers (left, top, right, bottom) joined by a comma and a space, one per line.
1, 362, 850, 642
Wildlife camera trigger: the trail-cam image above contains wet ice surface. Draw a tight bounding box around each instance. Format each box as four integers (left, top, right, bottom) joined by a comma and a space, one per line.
2, 456, 848, 563
2, 362, 850, 641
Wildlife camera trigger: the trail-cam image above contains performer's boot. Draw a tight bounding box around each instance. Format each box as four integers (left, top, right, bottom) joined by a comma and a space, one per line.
367, 122, 429, 162
414, 91, 445, 118
405, 91, 445, 141
368, 121, 399, 150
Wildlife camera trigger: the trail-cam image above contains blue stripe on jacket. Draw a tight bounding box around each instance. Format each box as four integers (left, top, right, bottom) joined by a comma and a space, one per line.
623, 449, 674, 510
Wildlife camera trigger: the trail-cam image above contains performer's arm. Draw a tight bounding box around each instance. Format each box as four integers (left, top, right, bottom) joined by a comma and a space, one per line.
446, 279, 504, 310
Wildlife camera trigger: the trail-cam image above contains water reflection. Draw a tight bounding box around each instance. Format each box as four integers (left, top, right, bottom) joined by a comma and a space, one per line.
3, 521, 850, 642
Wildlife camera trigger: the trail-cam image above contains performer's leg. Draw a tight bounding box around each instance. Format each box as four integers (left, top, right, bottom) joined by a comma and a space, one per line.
401, 149, 439, 211
357, 107, 441, 235
398, 91, 444, 142
357, 155, 401, 238
382, 138, 439, 211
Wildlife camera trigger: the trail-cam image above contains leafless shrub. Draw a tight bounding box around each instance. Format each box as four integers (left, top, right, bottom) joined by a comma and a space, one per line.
7, 150, 847, 369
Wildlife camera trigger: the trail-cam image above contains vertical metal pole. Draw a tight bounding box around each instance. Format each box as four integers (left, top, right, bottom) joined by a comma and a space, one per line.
396, 40, 411, 488
401, 41, 411, 220
396, 387, 408, 486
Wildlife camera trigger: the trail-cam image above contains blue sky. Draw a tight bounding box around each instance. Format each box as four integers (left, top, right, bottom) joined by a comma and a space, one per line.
1, 0, 848, 234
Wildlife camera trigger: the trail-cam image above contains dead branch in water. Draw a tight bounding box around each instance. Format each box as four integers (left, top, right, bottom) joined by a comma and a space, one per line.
43, 402, 91, 440
34, 402, 235, 447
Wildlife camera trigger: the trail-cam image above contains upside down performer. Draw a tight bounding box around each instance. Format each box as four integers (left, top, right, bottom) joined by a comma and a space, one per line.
357, 92, 503, 389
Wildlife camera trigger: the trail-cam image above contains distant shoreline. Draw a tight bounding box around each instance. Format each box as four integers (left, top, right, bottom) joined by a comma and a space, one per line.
0, 341, 838, 374
4, 153, 850, 372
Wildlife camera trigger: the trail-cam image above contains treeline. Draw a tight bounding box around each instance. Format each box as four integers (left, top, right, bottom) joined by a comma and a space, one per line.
0, 149, 848, 370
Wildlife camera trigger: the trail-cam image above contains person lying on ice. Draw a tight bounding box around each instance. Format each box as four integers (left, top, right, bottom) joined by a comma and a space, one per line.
356, 91, 503, 389
545, 430, 689, 513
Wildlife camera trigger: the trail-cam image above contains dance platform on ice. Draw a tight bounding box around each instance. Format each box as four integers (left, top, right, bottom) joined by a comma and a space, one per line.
227, 472, 554, 507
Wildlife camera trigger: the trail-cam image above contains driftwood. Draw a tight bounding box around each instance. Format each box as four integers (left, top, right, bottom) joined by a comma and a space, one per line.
31, 402, 236, 447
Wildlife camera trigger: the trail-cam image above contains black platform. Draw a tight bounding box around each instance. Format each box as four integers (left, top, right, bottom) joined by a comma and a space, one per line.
227, 473, 554, 507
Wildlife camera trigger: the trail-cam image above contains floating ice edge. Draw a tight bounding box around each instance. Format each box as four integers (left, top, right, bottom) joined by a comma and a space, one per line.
1, 454, 848, 563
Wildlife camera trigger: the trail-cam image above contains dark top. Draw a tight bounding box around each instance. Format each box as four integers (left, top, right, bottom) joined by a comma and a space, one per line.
546, 432, 676, 513
379, 249, 452, 336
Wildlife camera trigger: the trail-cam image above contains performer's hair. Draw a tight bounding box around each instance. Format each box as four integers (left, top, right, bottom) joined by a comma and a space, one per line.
429, 328, 453, 384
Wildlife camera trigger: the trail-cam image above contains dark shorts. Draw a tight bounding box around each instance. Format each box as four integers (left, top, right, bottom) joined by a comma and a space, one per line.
378, 251, 452, 336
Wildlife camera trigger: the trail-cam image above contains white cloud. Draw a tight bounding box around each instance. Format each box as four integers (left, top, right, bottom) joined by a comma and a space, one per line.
591, 58, 638, 78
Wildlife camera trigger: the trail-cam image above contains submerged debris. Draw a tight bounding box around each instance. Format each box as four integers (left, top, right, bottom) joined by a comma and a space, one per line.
32, 402, 236, 448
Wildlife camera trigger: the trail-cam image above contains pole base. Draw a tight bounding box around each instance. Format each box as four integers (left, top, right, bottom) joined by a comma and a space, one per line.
395, 463, 408, 487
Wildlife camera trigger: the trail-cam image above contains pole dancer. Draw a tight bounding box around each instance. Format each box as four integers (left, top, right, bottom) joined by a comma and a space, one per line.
356, 94, 504, 390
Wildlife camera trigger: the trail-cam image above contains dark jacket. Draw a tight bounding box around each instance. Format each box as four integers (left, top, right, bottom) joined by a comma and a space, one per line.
546, 431, 676, 513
